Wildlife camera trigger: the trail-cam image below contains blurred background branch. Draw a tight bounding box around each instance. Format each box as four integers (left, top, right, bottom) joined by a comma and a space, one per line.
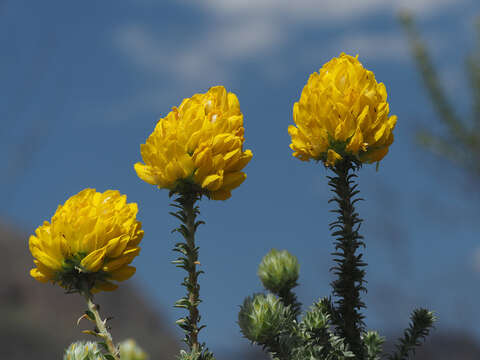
399, 11, 480, 175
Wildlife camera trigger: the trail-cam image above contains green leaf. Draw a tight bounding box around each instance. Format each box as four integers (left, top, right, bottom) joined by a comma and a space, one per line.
85, 310, 95, 321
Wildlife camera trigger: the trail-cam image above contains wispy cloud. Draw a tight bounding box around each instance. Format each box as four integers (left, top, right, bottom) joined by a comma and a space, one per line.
116, 0, 465, 79
114, 24, 224, 82
331, 32, 410, 61
111, 0, 469, 117
114, 16, 284, 84
110, 15, 287, 120
194, 0, 464, 21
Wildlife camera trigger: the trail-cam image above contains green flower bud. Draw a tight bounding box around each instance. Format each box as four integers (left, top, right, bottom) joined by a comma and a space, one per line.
238, 293, 289, 344
63, 341, 104, 360
119, 339, 148, 360
363, 331, 385, 360
258, 249, 299, 294
301, 305, 329, 336
176, 349, 215, 360
177, 349, 199, 360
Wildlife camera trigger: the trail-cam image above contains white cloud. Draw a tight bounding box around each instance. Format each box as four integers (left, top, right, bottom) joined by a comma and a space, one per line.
331, 32, 410, 61
116, 0, 465, 82
114, 17, 284, 84
113, 24, 223, 82
112, 0, 469, 114
182, 0, 466, 65
211, 17, 283, 60
194, 0, 464, 22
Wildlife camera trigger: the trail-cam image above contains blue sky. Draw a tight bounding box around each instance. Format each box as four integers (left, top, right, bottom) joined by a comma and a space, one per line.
2, 0, 480, 355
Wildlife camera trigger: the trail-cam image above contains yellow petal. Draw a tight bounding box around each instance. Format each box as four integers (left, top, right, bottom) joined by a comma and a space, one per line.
365, 147, 389, 163
224, 148, 241, 164
178, 154, 195, 176
30, 268, 50, 283
105, 235, 130, 258
346, 129, 364, 153
374, 124, 388, 142
30, 247, 62, 271
202, 174, 223, 191
194, 147, 214, 172
209, 190, 231, 200
226, 149, 252, 172
33, 260, 56, 279
134, 163, 157, 185
227, 92, 240, 113
221, 172, 246, 191
164, 161, 184, 184
102, 247, 140, 272
109, 266, 136, 281
334, 119, 353, 142
288, 117, 298, 132
212, 134, 231, 153
326, 149, 342, 167
356, 105, 370, 129
80, 247, 106, 272
28, 235, 40, 255
128, 225, 144, 248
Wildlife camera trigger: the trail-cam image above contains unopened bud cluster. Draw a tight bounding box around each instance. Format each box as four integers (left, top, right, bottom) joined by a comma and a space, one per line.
119, 339, 148, 360
64, 341, 104, 360
238, 293, 290, 344
258, 248, 299, 294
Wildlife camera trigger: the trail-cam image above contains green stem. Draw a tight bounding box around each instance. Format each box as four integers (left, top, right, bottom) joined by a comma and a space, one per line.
171, 191, 204, 354
82, 292, 119, 359
184, 195, 200, 352
277, 287, 301, 320
328, 158, 366, 358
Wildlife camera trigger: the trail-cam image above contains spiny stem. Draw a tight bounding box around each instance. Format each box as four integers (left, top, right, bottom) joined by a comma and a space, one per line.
328, 158, 366, 358
83, 292, 119, 359
388, 308, 436, 360
171, 191, 205, 353
277, 287, 301, 320
184, 195, 200, 352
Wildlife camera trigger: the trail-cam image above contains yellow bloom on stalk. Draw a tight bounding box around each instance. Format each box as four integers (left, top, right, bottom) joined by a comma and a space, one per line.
29, 189, 143, 293
134, 86, 253, 200
288, 53, 397, 166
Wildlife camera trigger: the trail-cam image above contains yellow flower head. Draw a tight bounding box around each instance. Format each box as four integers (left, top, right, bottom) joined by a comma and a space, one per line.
288, 53, 397, 166
134, 86, 253, 200
29, 189, 143, 293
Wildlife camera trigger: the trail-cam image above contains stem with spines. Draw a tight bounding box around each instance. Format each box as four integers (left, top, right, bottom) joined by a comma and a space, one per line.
170, 190, 207, 355
328, 157, 366, 358
388, 308, 436, 360
277, 287, 302, 321
80, 287, 119, 360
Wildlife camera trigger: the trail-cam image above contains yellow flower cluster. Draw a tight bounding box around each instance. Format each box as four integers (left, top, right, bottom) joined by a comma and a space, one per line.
289, 53, 397, 166
30, 54, 398, 295
29, 189, 143, 293
134, 86, 252, 200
